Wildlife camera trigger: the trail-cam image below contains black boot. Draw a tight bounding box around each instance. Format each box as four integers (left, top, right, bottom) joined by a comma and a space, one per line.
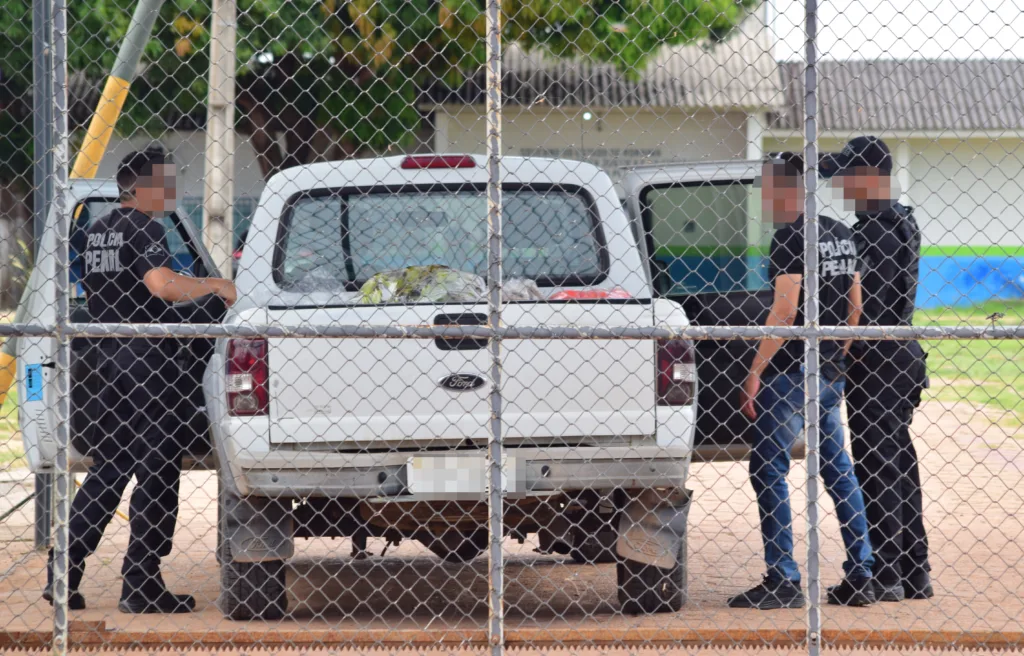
118, 569, 195, 614
903, 568, 934, 600
873, 578, 905, 602
872, 561, 906, 602
42, 551, 86, 610
827, 574, 877, 607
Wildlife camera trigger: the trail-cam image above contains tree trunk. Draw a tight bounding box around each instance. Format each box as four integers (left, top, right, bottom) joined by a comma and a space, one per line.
0, 182, 32, 310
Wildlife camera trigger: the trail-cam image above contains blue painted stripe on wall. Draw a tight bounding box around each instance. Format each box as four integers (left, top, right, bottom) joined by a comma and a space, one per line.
918, 255, 1024, 308
657, 254, 1024, 308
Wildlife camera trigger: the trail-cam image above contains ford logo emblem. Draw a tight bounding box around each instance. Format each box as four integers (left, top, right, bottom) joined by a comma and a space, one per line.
438, 373, 487, 392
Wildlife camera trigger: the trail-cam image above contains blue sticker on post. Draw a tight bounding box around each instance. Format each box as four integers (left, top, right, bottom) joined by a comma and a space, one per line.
24, 363, 44, 402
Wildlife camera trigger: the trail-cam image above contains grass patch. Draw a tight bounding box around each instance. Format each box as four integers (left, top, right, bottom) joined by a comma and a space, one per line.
0, 313, 25, 468
0, 386, 24, 469
916, 301, 1024, 429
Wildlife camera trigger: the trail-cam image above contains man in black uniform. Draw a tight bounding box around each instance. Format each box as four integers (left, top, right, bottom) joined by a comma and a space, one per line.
44, 149, 237, 613
820, 136, 932, 602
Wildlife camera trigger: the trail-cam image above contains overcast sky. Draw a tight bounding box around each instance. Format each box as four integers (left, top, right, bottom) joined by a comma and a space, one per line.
768, 0, 1024, 61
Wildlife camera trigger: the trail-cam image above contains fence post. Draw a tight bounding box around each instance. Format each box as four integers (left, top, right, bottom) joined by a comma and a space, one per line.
803, 0, 821, 654
484, 0, 504, 652
202, 0, 237, 277
49, 0, 72, 651
32, 0, 56, 553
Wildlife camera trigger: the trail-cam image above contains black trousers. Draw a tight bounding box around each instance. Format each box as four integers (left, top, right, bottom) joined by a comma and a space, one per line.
65, 342, 184, 589
845, 342, 930, 584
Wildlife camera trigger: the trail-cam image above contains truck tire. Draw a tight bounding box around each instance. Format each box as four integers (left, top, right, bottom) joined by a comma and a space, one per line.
220, 559, 287, 621
616, 545, 687, 614
421, 530, 488, 563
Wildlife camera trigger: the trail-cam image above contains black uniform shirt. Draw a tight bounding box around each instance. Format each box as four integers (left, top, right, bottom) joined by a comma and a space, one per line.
850, 202, 923, 365
82, 207, 172, 323
852, 202, 920, 328
765, 215, 858, 378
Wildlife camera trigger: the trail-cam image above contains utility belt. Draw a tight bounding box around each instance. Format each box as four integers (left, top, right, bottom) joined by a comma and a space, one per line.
851, 338, 925, 365
849, 339, 929, 407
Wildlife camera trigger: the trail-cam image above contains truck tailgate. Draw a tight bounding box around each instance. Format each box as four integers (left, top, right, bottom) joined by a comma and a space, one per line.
267, 302, 656, 447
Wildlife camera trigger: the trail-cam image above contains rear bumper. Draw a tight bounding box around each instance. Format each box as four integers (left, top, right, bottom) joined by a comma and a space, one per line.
231, 446, 689, 498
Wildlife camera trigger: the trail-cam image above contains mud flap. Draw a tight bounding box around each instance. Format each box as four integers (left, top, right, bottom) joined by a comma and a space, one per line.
616, 488, 692, 569
225, 490, 294, 563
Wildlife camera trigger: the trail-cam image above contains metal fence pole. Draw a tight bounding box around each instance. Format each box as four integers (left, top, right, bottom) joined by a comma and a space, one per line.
32, 0, 53, 250
33, 475, 52, 550
484, 0, 504, 652
803, 0, 821, 654
49, 0, 72, 651
32, 0, 55, 553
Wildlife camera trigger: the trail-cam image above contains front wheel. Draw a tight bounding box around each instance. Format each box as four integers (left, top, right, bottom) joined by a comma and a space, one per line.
616, 545, 687, 614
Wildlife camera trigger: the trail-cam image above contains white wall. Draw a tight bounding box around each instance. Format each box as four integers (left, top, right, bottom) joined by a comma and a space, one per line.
437, 106, 751, 186
765, 136, 1024, 248
94, 130, 267, 202
906, 139, 1024, 248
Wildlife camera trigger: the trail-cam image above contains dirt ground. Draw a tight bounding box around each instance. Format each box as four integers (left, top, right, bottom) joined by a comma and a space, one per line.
0, 400, 1021, 651
10, 649, 1022, 656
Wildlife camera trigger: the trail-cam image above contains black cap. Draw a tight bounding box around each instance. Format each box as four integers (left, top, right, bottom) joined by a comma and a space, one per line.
765, 151, 804, 177
818, 136, 892, 178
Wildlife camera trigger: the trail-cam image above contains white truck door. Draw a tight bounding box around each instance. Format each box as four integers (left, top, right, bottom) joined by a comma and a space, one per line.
621, 161, 782, 461
16, 188, 120, 472
16, 232, 60, 473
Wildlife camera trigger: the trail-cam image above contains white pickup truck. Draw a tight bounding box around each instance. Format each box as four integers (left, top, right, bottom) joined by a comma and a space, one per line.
20, 156, 778, 620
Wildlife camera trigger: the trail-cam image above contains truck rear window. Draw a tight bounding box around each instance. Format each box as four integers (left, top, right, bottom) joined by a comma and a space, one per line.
276, 188, 605, 292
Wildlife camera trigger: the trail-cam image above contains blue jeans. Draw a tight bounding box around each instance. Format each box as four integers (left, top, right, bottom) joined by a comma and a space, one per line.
750, 372, 874, 583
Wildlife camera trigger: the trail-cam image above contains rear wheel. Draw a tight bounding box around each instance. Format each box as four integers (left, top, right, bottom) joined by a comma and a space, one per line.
616, 545, 687, 614
421, 530, 488, 563
217, 482, 288, 620
220, 559, 287, 621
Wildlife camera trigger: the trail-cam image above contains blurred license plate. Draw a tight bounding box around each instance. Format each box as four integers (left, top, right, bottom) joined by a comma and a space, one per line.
406, 455, 518, 499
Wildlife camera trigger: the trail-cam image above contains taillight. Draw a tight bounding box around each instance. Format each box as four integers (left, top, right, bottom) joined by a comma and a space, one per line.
400, 155, 476, 169
227, 338, 269, 416
657, 339, 696, 406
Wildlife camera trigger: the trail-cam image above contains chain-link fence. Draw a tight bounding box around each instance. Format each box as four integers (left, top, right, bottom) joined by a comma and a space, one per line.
1, 0, 1023, 654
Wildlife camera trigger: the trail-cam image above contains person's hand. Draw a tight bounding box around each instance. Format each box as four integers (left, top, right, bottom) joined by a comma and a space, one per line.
739, 374, 761, 420
216, 279, 238, 307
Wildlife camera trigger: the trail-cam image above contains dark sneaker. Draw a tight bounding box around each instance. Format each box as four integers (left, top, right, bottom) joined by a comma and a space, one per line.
42, 587, 86, 610
827, 575, 876, 606
118, 590, 196, 614
728, 575, 805, 610
873, 579, 906, 602
903, 570, 934, 600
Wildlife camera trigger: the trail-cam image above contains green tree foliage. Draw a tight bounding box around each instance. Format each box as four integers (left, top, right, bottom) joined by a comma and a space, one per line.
1, 0, 757, 181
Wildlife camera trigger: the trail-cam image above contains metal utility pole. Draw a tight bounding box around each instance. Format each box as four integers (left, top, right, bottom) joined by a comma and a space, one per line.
202, 0, 237, 278
71, 0, 165, 179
